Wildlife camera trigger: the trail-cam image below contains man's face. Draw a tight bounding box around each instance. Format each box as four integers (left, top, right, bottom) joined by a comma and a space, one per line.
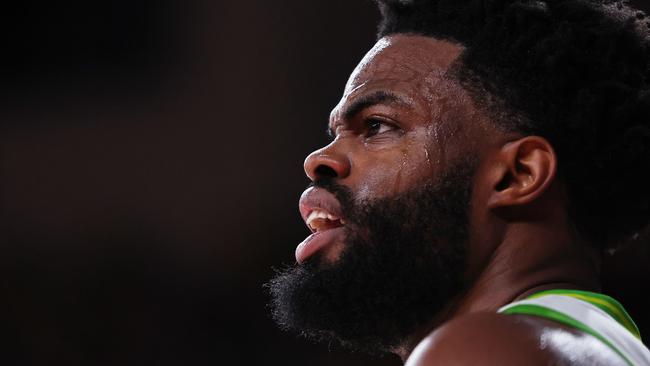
296, 35, 483, 264
269, 35, 489, 353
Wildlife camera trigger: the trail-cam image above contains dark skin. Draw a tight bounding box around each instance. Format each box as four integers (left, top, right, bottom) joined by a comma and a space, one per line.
302, 35, 619, 364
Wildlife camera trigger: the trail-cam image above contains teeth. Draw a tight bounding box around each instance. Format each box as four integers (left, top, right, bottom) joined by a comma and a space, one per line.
306, 211, 319, 226
306, 209, 343, 231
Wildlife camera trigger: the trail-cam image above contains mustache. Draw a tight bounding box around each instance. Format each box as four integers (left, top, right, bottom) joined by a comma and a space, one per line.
308, 177, 355, 214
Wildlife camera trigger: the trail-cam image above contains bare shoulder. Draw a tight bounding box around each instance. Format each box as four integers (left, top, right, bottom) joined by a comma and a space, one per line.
405, 312, 626, 366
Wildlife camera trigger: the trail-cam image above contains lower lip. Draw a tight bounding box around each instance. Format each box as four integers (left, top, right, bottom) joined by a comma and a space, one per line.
295, 226, 345, 264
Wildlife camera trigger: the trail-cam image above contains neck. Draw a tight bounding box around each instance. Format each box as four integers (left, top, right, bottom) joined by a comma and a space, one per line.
393, 219, 601, 362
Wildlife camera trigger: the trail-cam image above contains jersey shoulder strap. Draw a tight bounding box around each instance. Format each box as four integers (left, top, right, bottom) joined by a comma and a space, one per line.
498, 289, 650, 366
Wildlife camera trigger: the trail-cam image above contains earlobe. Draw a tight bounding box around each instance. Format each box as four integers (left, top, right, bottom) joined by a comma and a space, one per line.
487, 136, 557, 209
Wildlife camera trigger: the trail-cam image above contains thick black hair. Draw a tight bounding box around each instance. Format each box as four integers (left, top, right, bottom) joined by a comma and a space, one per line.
376, 0, 650, 248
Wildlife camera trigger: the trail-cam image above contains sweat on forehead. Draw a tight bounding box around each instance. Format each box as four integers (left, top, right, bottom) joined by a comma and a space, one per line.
330, 34, 485, 140
343, 35, 465, 97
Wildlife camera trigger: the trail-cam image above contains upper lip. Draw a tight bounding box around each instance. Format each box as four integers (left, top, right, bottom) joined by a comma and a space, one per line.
299, 187, 346, 233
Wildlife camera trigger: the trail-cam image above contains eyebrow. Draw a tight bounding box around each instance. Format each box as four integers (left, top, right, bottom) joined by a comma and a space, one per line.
328, 90, 411, 138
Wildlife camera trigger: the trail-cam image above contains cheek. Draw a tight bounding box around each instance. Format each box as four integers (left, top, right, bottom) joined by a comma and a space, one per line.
352, 137, 435, 201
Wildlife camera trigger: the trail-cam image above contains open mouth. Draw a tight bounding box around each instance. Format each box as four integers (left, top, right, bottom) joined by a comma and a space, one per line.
305, 209, 346, 233
296, 187, 348, 263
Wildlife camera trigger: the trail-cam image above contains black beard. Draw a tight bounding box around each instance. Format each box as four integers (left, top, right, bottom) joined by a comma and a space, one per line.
267, 158, 476, 354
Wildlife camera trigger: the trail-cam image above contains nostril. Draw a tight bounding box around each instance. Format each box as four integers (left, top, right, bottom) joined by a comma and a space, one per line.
304, 150, 350, 181
315, 165, 338, 178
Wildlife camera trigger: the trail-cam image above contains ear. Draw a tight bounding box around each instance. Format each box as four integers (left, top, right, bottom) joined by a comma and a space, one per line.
486, 136, 557, 209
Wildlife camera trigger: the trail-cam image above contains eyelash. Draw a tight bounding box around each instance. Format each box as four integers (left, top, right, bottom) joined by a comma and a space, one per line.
365, 118, 397, 138
327, 118, 399, 140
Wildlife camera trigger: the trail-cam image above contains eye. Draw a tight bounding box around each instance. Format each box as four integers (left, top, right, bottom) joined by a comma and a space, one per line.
365, 118, 398, 138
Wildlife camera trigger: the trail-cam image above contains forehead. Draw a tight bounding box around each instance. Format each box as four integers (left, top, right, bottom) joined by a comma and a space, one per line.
330, 35, 467, 125
342, 35, 465, 100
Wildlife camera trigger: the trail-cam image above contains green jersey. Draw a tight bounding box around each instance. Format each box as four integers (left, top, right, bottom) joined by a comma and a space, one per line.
499, 289, 650, 365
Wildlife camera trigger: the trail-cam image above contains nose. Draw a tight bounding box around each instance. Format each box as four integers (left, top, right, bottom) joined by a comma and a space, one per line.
303, 144, 351, 181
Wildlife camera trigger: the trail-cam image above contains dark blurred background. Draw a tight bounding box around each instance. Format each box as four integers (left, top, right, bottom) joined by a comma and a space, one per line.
1, 1, 649, 365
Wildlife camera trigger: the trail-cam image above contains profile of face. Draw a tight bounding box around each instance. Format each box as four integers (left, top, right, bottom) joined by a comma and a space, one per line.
268, 35, 495, 353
